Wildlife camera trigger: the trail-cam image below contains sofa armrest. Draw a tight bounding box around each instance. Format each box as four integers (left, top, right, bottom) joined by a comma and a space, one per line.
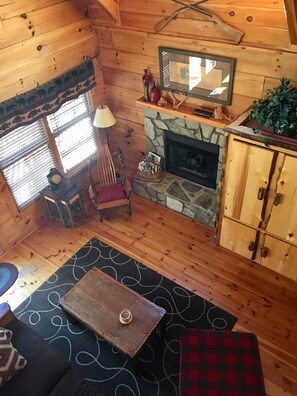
1, 318, 70, 396
0, 304, 15, 327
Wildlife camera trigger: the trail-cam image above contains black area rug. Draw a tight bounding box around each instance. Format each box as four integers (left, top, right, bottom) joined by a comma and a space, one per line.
14, 237, 237, 396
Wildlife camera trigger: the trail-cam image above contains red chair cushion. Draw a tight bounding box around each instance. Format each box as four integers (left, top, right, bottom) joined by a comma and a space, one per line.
99, 183, 127, 203
179, 329, 266, 396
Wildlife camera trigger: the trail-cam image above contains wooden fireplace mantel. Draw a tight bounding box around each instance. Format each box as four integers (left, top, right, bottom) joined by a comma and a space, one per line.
136, 98, 229, 130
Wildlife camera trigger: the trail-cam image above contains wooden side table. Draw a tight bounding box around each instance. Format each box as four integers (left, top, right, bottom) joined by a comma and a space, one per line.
40, 180, 86, 228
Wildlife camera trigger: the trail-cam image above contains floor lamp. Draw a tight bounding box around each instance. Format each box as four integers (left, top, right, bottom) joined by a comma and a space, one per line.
93, 105, 116, 149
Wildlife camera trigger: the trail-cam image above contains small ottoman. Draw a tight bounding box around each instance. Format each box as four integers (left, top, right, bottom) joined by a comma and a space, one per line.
179, 329, 266, 396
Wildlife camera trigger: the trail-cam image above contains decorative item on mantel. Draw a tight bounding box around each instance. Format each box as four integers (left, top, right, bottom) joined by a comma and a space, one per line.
213, 105, 233, 121
213, 105, 224, 120
142, 68, 152, 102
150, 81, 160, 103
157, 97, 168, 107
169, 91, 188, 110
137, 152, 163, 180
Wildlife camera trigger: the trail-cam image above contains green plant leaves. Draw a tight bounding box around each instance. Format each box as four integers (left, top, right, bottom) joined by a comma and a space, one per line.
250, 78, 297, 137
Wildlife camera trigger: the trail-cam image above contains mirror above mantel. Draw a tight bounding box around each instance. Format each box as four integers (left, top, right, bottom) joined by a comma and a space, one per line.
159, 47, 236, 106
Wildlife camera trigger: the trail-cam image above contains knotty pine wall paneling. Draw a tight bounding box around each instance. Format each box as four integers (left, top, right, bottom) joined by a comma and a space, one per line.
89, 0, 297, 181
0, 0, 104, 254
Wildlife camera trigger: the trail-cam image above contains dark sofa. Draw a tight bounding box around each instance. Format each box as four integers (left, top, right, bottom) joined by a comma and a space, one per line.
0, 308, 103, 396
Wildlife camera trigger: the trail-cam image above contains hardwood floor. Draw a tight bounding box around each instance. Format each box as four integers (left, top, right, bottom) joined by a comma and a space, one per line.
1, 194, 296, 395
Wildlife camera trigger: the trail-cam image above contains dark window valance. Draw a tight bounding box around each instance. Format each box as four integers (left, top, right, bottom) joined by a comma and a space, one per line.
0, 59, 96, 136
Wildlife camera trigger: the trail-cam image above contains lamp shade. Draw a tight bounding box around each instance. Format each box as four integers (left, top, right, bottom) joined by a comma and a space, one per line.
93, 105, 116, 128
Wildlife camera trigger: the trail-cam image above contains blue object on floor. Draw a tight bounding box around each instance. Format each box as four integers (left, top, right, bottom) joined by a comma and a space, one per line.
0, 263, 18, 296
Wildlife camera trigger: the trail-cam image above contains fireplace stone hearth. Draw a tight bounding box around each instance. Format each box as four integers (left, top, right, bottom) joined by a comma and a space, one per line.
133, 109, 227, 227
134, 172, 218, 226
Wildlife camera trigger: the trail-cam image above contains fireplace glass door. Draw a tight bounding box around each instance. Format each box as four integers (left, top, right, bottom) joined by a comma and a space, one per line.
165, 131, 219, 189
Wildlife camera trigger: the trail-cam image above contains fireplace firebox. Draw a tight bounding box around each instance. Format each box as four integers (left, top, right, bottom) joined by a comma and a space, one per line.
164, 131, 219, 189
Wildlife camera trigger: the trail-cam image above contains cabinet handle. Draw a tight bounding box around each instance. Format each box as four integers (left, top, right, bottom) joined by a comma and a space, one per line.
248, 241, 255, 252
257, 187, 266, 200
261, 247, 268, 258
273, 193, 282, 206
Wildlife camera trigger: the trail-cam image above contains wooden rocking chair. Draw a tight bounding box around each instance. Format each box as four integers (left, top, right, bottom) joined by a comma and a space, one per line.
88, 143, 132, 222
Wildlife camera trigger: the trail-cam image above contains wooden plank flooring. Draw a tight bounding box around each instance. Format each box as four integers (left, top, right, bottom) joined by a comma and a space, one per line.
0, 194, 296, 395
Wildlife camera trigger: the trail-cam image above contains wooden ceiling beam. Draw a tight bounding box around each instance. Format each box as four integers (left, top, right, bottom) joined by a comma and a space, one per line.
97, 0, 121, 25
283, 0, 297, 45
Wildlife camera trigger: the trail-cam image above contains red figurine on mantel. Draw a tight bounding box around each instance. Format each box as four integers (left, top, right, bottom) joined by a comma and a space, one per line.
150, 81, 160, 104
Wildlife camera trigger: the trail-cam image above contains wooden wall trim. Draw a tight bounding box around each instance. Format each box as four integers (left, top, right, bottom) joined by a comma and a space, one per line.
97, 0, 120, 25
284, 0, 297, 44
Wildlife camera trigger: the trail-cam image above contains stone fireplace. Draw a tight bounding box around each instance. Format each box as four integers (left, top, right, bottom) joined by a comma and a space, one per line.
133, 108, 227, 227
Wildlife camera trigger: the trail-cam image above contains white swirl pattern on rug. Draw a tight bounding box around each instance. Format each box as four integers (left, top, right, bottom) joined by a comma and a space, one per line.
15, 237, 237, 396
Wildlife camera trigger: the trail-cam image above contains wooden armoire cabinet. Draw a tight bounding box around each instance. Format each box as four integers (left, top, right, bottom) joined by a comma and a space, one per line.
219, 135, 297, 281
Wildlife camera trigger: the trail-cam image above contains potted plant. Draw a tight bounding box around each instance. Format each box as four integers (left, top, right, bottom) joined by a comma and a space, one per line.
250, 78, 297, 139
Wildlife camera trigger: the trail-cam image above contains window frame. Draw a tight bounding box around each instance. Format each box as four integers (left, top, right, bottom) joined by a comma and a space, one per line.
0, 91, 98, 212
46, 91, 99, 175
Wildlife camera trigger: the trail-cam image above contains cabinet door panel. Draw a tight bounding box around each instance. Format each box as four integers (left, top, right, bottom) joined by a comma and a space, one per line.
266, 155, 297, 244
220, 217, 257, 259
257, 235, 297, 281
224, 139, 274, 228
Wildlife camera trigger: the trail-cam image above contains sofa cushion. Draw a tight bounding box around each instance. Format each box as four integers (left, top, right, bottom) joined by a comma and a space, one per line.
1, 318, 69, 396
179, 329, 266, 396
49, 369, 104, 396
0, 332, 27, 387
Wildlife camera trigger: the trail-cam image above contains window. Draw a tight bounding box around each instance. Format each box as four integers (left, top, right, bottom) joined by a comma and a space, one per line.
0, 92, 97, 211
0, 120, 56, 211
47, 92, 98, 172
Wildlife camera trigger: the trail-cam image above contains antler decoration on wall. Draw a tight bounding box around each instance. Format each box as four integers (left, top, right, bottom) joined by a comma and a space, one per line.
154, 0, 244, 44
169, 92, 188, 110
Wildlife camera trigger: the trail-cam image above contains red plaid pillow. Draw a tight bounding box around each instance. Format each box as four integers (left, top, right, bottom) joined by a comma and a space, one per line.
0, 331, 27, 387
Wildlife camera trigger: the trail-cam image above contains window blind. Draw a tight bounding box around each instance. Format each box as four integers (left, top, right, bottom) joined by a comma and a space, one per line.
47, 92, 98, 172
0, 92, 98, 212
0, 120, 56, 210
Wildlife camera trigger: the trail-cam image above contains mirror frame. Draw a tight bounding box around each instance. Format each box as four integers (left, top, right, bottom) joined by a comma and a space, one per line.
159, 47, 236, 106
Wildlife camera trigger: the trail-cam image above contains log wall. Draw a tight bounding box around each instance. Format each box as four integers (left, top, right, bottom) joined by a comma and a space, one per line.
89, 0, 297, 181
0, 0, 103, 254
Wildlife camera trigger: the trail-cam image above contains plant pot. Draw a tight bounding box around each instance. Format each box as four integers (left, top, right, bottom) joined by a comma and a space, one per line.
260, 130, 297, 144
245, 118, 297, 144
249, 78, 297, 143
